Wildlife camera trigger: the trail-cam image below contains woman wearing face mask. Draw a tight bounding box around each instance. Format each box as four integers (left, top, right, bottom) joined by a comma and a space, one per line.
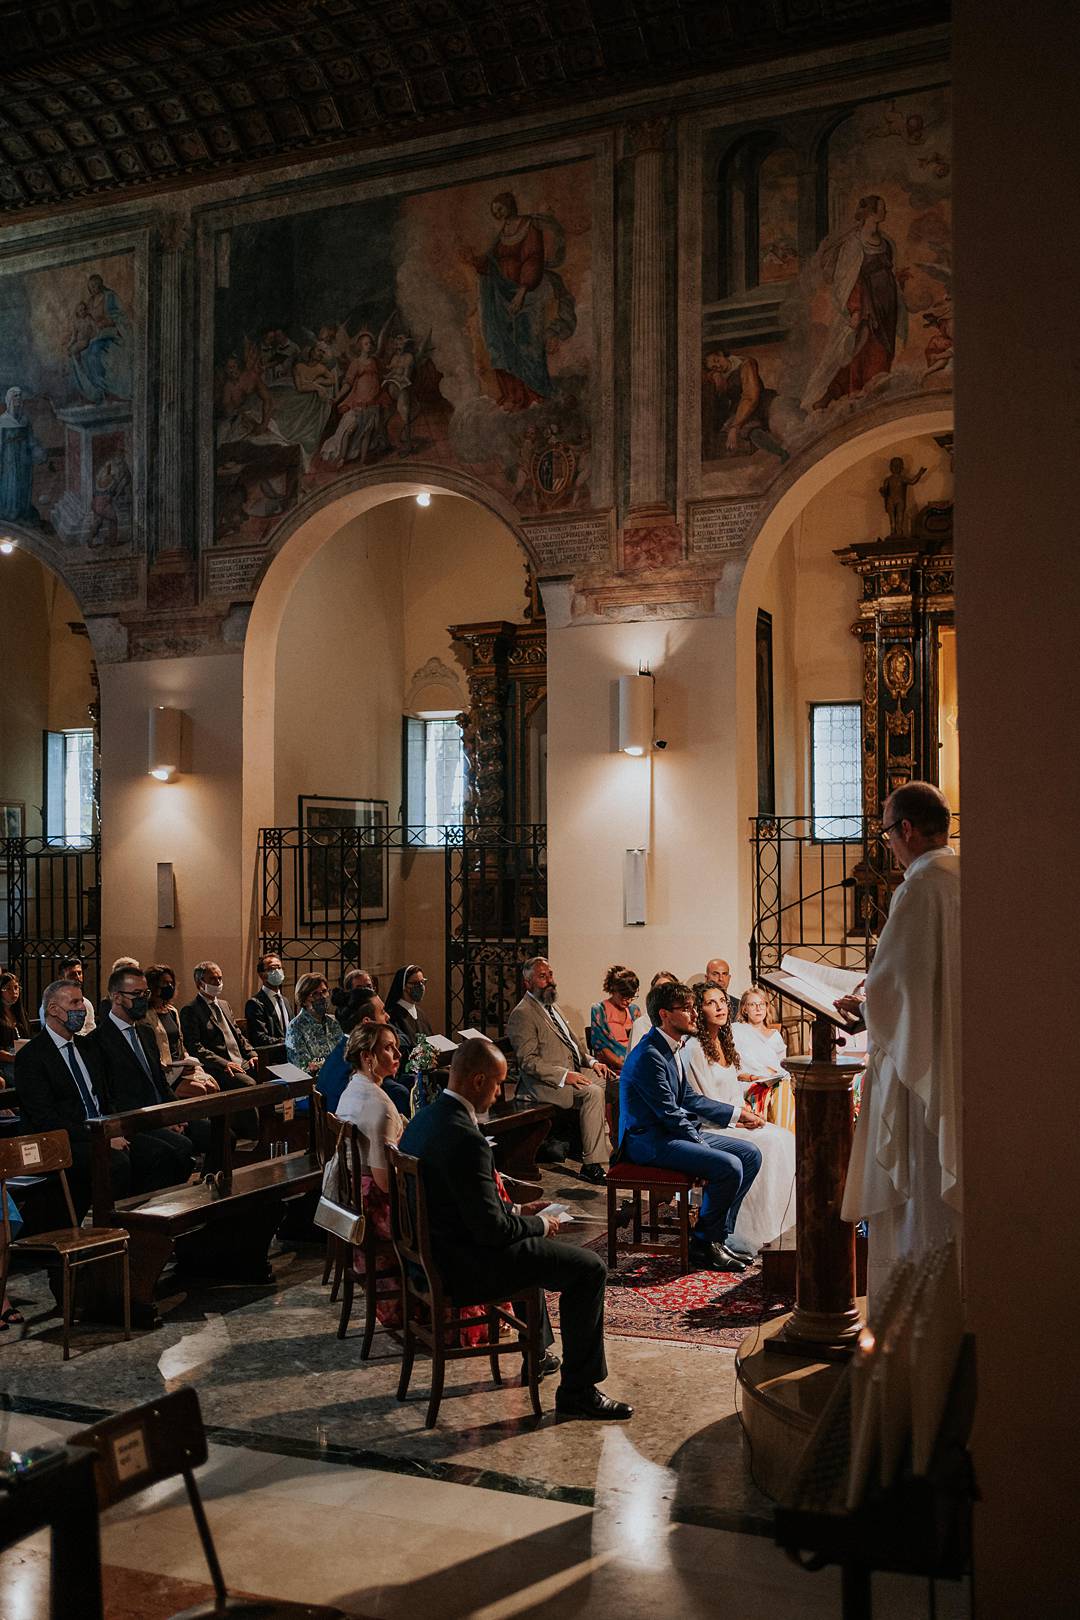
385, 964, 433, 1060
0, 972, 31, 1087
285, 973, 344, 1078
144, 965, 218, 1097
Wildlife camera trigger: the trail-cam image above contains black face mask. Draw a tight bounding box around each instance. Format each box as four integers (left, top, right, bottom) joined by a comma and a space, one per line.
158, 983, 176, 1003
127, 995, 150, 1020
407, 982, 426, 1003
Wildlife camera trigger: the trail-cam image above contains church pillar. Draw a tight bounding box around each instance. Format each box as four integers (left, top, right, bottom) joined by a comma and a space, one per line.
955, 0, 1080, 1608
627, 118, 669, 515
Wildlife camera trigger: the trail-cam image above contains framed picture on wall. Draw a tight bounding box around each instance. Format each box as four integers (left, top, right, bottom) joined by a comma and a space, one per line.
298, 796, 389, 926
755, 611, 776, 816
0, 802, 25, 839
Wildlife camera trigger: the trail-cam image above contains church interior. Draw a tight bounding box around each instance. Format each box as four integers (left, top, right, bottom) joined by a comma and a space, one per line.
0, 2, 1076, 1615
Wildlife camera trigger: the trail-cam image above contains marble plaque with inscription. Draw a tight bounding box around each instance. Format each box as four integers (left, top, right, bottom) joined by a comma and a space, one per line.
522, 511, 614, 574
204, 552, 263, 599
688, 501, 763, 557
66, 559, 140, 609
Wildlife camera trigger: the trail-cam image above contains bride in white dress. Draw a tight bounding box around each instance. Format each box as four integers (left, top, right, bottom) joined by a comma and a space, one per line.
682, 986, 797, 1253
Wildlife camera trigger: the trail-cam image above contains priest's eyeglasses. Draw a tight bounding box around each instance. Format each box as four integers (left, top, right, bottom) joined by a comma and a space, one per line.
882, 818, 904, 839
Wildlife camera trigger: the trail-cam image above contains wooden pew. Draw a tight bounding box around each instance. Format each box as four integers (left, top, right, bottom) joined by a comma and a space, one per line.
87, 1077, 321, 1326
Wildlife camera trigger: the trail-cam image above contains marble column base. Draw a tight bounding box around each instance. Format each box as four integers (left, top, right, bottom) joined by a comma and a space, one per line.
734, 1312, 846, 1501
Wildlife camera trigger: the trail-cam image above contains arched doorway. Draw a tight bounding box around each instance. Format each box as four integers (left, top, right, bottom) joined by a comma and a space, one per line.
0, 534, 99, 1006
241, 468, 543, 1033
733, 406, 953, 999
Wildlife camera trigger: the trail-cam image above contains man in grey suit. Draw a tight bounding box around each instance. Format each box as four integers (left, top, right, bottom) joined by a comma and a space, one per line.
506, 956, 612, 1184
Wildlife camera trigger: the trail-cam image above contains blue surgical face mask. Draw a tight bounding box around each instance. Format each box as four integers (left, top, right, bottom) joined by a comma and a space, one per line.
64, 1007, 87, 1034
407, 981, 426, 1003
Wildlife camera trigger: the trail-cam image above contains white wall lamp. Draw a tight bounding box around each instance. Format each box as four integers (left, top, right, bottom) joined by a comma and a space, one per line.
148, 706, 183, 781
0, 537, 15, 555
617, 666, 655, 756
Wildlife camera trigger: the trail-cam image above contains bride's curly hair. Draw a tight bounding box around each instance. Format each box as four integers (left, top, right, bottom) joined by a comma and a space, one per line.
694, 984, 739, 1067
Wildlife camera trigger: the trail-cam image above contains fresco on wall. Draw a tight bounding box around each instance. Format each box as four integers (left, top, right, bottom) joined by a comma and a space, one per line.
212, 160, 594, 546
702, 89, 951, 494
0, 252, 136, 554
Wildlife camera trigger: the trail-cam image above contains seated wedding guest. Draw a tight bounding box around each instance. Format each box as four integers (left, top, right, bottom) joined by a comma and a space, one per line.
589, 966, 640, 1071
733, 986, 794, 1132
704, 958, 740, 1024
507, 956, 612, 1184
682, 986, 796, 1255
385, 964, 433, 1060
15, 979, 132, 1219
245, 953, 293, 1047
342, 966, 375, 994
145, 965, 219, 1098
619, 979, 763, 1272
628, 970, 677, 1051
335, 1021, 409, 1331
1, 971, 31, 1086
180, 961, 259, 1091
400, 1037, 633, 1421
286, 973, 343, 1080
88, 968, 198, 1189
98, 955, 139, 1021
317, 989, 410, 1115
38, 956, 96, 1032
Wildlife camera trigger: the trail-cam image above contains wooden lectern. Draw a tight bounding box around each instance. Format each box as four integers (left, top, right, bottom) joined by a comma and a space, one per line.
760, 969, 863, 1359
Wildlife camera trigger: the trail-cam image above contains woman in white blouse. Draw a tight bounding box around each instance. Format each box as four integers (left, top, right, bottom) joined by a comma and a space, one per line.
732, 985, 795, 1133
682, 986, 796, 1253
336, 1021, 406, 1329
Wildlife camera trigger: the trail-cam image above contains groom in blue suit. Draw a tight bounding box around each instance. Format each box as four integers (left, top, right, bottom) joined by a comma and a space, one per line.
619, 979, 763, 1272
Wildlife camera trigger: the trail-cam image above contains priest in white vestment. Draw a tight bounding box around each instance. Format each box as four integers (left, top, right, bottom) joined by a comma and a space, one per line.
840, 781, 961, 1305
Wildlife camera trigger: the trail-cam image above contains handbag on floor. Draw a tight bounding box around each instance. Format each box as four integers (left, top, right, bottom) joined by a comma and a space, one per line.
313, 1127, 365, 1245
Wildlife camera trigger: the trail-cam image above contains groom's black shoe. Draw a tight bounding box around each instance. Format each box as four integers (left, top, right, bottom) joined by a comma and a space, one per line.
555, 1385, 634, 1421
689, 1239, 749, 1273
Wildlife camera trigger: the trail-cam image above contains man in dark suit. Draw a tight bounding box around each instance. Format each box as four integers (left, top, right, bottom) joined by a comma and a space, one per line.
399, 1037, 633, 1422
181, 960, 258, 1088
705, 958, 741, 1025
244, 953, 292, 1048
15, 977, 132, 1221
89, 967, 196, 1191
619, 979, 763, 1273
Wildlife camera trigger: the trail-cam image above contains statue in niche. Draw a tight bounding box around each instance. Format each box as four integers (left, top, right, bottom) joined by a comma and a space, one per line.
879, 456, 926, 537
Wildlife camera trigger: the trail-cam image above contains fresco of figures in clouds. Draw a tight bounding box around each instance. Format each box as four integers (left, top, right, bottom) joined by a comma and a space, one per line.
0, 251, 135, 552
702, 88, 952, 495
213, 159, 595, 546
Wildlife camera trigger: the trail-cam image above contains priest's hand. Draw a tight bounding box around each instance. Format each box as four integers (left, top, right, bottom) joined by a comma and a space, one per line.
739, 1104, 766, 1129
834, 993, 865, 1022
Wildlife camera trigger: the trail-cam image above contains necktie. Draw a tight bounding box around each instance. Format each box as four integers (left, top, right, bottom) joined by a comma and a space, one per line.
547, 1005, 580, 1065
126, 1024, 154, 1080
212, 1000, 243, 1063
63, 1042, 98, 1118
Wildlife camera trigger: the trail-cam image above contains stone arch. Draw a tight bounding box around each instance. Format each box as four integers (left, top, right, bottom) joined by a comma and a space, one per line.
0, 517, 111, 658
732, 400, 953, 946
240, 466, 532, 966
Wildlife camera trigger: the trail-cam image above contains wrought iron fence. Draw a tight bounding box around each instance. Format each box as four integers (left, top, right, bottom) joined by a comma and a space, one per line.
256, 822, 547, 1039
445, 823, 547, 1038
0, 835, 101, 1009
749, 813, 958, 1052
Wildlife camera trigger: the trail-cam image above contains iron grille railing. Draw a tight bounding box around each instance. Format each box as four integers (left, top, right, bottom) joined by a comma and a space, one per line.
445, 823, 547, 1039
750, 814, 958, 1052
1, 835, 101, 1009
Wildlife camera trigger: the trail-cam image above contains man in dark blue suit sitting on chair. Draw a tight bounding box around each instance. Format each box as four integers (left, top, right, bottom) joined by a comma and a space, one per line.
619, 978, 764, 1272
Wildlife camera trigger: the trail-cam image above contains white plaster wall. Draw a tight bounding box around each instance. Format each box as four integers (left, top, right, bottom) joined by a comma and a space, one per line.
98, 654, 245, 994
546, 615, 743, 1033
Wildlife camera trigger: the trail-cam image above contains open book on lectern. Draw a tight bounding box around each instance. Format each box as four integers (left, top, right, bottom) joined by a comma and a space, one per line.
757, 953, 864, 1028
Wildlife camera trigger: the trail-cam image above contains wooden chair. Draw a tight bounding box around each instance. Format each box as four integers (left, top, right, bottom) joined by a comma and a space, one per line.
0, 1130, 130, 1360
72, 1387, 348, 1618
331, 1123, 401, 1357
386, 1144, 544, 1428
311, 1092, 346, 1299
606, 1161, 700, 1274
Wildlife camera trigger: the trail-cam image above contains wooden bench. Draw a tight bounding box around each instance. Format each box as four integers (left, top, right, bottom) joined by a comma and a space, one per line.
87, 1076, 321, 1325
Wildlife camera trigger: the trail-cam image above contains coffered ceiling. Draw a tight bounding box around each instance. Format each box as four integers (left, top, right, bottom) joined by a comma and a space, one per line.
0, 0, 948, 215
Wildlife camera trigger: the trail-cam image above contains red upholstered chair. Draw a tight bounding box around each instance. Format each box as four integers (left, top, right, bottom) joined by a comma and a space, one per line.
606, 1162, 700, 1273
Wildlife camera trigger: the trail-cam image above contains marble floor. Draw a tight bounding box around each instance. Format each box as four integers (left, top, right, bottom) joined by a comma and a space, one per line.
0, 1177, 969, 1618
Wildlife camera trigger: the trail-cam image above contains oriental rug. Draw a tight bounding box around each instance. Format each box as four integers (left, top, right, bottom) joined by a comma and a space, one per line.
549, 1233, 794, 1349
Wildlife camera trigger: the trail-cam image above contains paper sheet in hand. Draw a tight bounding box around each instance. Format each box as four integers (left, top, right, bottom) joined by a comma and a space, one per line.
456, 1027, 488, 1042
268, 1061, 310, 1084
426, 1034, 458, 1054
538, 1202, 574, 1226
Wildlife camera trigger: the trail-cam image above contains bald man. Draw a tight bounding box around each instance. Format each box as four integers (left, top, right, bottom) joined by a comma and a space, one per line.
399, 1037, 632, 1422
705, 958, 740, 1024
